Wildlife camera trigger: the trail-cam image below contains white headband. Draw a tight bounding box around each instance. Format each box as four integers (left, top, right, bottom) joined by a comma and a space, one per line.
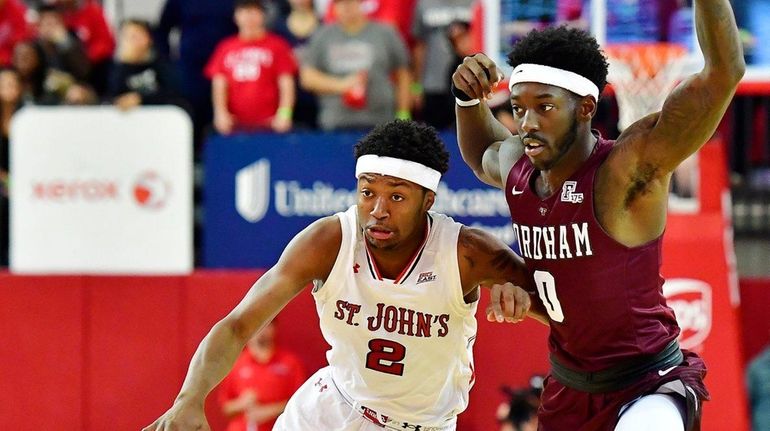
355, 155, 441, 192
509, 63, 599, 100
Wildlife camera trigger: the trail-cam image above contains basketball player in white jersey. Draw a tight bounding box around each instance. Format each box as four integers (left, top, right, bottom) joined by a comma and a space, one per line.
143, 120, 541, 431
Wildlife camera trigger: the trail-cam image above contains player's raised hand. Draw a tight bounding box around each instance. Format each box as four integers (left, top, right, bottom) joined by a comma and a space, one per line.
142, 402, 210, 431
486, 282, 531, 323
452, 53, 505, 101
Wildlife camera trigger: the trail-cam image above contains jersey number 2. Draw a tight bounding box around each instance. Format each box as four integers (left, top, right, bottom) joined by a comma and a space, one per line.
366, 338, 406, 376
534, 270, 565, 322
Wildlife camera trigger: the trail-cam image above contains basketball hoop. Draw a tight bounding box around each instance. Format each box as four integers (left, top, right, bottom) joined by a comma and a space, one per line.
604, 43, 695, 131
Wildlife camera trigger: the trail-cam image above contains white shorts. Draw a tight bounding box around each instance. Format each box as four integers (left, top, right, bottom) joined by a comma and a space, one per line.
273, 367, 456, 431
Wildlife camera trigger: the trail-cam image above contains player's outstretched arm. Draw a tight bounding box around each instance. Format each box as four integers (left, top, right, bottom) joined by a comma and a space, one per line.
457, 226, 548, 325
142, 216, 341, 431
619, 0, 745, 175
453, 54, 522, 188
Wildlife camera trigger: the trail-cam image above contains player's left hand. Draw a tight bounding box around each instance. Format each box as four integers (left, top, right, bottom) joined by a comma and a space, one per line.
486, 282, 530, 323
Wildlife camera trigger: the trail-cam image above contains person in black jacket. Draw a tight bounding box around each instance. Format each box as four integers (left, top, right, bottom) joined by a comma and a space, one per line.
108, 19, 180, 110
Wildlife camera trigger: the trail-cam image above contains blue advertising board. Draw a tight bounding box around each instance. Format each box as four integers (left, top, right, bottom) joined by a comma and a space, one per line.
203, 131, 514, 268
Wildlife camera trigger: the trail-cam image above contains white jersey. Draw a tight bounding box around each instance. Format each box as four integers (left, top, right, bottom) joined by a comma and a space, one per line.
312, 205, 478, 427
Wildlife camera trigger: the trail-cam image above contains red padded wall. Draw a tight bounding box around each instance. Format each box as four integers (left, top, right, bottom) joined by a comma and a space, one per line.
85, 277, 185, 431
0, 270, 762, 430
0, 275, 85, 430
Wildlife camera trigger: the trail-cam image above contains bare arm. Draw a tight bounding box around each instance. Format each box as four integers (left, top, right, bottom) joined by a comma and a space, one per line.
212, 74, 234, 134
277, 73, 296, 113
299, 66, 354, 95
480, 136, 525, 188
453, 54, 520, 188
411, 41, 426, 92
272, 73, 296, 132
143, 217, 341, 431
212, 75, 229, 116
457, 226, 548, 325
394, 67, 411, 114
623, 0, 745, 174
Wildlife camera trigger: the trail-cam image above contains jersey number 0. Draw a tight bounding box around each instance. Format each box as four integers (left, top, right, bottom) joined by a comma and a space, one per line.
534, 270, 565, 322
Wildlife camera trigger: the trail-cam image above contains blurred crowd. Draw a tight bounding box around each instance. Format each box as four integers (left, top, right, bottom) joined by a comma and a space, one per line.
0, 0, 766, 262
496, 375, 544, 431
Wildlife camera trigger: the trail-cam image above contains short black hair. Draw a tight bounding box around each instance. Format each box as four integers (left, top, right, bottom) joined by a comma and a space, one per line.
234, 0, 265, 10
507, 26, 609, 96
36, 4, 62, 15
354, 120, 449, 175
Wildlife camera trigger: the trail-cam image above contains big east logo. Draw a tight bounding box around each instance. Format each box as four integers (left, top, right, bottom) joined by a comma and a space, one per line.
663, 278, 712, 350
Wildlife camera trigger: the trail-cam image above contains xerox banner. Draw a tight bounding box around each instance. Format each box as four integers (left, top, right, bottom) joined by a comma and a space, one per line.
10, 106, 193, 274
202, 131, 513, 268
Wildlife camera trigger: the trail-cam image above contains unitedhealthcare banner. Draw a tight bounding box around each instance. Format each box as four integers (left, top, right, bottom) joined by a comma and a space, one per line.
10, 106, 194, 274
203, 131, 514, 268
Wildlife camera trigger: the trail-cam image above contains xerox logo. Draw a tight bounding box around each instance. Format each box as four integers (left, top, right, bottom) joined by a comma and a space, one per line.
33, 179, 119, 202
133, 171, 171, 209
663, 278, 713, 350
31, 171, 172, 209
236, 159, 270, 222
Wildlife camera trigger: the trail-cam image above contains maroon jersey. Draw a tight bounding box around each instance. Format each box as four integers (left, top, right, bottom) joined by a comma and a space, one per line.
504, 136, 680, 372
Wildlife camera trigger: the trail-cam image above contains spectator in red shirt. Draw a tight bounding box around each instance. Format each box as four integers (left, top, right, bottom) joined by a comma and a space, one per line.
0, 0, 32, 66
205, 0, 297, 134
54, 0, 115, 93
218, 321, 305, 431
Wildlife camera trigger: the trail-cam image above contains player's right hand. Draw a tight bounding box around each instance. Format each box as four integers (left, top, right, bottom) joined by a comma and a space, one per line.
141, 402, 210, 431
452, 53, 505, 101
486, 282, 531, 323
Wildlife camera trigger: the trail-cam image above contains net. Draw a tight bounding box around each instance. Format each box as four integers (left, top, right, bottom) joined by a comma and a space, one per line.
604, 42, 694, 131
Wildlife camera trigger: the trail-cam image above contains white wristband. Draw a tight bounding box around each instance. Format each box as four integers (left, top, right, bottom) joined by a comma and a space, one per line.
455, 97, 481, 107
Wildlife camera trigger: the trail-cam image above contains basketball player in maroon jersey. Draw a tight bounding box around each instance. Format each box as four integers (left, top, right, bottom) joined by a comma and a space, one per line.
451, 0, 745, 429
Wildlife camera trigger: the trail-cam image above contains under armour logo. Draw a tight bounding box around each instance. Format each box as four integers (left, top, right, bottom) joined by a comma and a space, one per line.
539, 207, 547, 216
353, 263, 360, 274
401, 424, 422, 430
560, 181, 584, 203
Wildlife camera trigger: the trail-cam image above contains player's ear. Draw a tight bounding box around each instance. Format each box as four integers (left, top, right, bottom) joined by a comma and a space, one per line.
423, 190, 435, 212
578, 95, 598, 121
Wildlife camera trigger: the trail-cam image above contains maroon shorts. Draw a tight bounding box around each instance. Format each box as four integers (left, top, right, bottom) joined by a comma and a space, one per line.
537, 350, 709, 431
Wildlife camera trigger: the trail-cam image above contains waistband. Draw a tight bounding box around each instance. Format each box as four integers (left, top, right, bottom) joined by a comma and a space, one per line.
550, 339, 684, 393
329, 375, 456, 431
